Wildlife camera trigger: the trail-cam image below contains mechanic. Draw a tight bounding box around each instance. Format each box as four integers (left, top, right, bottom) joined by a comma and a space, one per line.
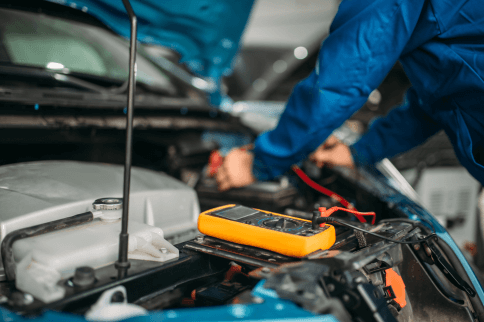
215, 0, 484, 191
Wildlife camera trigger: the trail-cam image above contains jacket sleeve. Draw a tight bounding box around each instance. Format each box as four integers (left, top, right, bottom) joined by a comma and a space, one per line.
350, 88, 441, 166
251, 0, 428, 181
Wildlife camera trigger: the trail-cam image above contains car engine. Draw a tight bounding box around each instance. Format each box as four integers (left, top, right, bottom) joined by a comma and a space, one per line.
0, 1, 482, 321
0, 159, 481, 322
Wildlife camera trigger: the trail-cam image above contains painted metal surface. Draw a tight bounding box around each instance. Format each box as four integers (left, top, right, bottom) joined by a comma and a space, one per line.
46, 0, 254, 83
0, 281, 340, 322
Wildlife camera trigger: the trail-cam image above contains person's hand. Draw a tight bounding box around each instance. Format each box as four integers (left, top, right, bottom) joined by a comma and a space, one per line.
216, 148, 256, 191
309, 135, 355, 169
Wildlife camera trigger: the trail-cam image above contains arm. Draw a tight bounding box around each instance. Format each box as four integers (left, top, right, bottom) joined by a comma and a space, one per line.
252, 0, 429, 180
351, 88, 441, 166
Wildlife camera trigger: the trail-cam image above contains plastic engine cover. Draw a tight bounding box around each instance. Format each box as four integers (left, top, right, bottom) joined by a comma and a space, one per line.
0, 161, 200, 244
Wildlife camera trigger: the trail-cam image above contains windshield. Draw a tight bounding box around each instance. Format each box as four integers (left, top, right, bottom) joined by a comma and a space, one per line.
0, 8, 176, 94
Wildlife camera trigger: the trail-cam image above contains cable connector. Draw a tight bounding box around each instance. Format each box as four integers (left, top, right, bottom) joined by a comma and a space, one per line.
318, 207, 329, 228
208, 150, 223, 177
312, 214, 336, 230
314, 216, 437, 245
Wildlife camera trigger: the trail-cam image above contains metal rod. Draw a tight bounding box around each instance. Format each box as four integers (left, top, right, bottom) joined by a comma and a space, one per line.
116, 0, 137, 279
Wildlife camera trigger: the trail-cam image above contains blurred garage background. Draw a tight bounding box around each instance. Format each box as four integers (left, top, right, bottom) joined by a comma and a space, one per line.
223, 0, 483, 266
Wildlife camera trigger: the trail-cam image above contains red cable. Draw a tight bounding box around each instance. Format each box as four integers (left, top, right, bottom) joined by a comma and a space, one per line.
208, 151, 375, 224
292, 165, 356, 210
208, 151, 224, 177
321, 206, 376, 225
292, 166, 376, 224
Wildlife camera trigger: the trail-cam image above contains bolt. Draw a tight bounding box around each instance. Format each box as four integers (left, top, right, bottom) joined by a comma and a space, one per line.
342, 294, 351, 303
72, 266, 96, 287
268, 258, 276, 262
327, 284, 336, 292
196, 236, 204, 242
160, 248, 168, 254
261, 267, 271, 274
413, 244, 421, 251
23, 294, 34, 305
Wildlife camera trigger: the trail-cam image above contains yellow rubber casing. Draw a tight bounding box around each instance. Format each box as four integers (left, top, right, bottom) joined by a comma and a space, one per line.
197, 204, 336, 258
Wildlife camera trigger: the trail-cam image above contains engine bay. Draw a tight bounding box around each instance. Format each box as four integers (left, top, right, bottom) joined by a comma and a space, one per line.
0, 161, 481, 322
0, 1, 482, 321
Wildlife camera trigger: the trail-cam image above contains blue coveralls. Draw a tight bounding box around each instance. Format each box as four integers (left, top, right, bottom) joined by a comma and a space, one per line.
252, 0, 484, 185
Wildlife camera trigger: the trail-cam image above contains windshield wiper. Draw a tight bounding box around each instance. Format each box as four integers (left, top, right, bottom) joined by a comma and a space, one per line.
0, 64, 178, 97
51, 73, 110, 93
148, 55, 217, 93
0, 64, 122, 94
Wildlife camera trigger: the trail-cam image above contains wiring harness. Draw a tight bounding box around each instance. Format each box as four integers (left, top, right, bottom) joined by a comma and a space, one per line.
311, 209, 436, 245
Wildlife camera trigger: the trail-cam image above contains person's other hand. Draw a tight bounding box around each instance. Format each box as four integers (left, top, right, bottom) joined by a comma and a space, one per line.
216, 148, 256, 191
309, 135, 355, 169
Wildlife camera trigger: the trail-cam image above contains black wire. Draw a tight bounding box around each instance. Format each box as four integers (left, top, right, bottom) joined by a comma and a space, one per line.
379, 218, 422, 226
319, 217, 437, 244
379, 218, 435, 234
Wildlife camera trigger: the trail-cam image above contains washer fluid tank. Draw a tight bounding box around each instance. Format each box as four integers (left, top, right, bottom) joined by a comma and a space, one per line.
12, 198, 179, 304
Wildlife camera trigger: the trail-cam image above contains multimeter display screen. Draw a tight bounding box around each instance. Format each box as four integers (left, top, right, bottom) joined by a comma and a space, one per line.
212, 205, 259, 221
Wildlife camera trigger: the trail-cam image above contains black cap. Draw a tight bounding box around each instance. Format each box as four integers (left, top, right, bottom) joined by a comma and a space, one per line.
72, 266, 96, 287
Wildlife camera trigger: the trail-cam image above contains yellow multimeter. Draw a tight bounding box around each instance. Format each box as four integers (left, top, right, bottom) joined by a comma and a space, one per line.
197, 204, 336, 258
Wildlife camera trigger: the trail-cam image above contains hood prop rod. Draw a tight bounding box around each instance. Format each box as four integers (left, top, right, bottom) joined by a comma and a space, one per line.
116, 0, 137, 279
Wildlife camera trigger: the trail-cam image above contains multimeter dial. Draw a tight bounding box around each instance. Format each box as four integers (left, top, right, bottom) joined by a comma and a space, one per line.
262, 218, 300, 230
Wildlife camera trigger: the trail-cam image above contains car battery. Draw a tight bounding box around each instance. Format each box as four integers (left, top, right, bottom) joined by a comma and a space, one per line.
196, 177, 299, 213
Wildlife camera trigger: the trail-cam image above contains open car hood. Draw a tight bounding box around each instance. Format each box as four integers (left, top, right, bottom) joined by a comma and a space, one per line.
46, 0, 254, 82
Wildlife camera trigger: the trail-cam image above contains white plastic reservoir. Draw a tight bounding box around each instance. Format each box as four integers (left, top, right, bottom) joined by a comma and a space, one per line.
12, 218, 178, 303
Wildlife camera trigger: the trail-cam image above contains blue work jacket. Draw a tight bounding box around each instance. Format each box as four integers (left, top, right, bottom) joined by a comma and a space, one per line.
252, 0, 484, 185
